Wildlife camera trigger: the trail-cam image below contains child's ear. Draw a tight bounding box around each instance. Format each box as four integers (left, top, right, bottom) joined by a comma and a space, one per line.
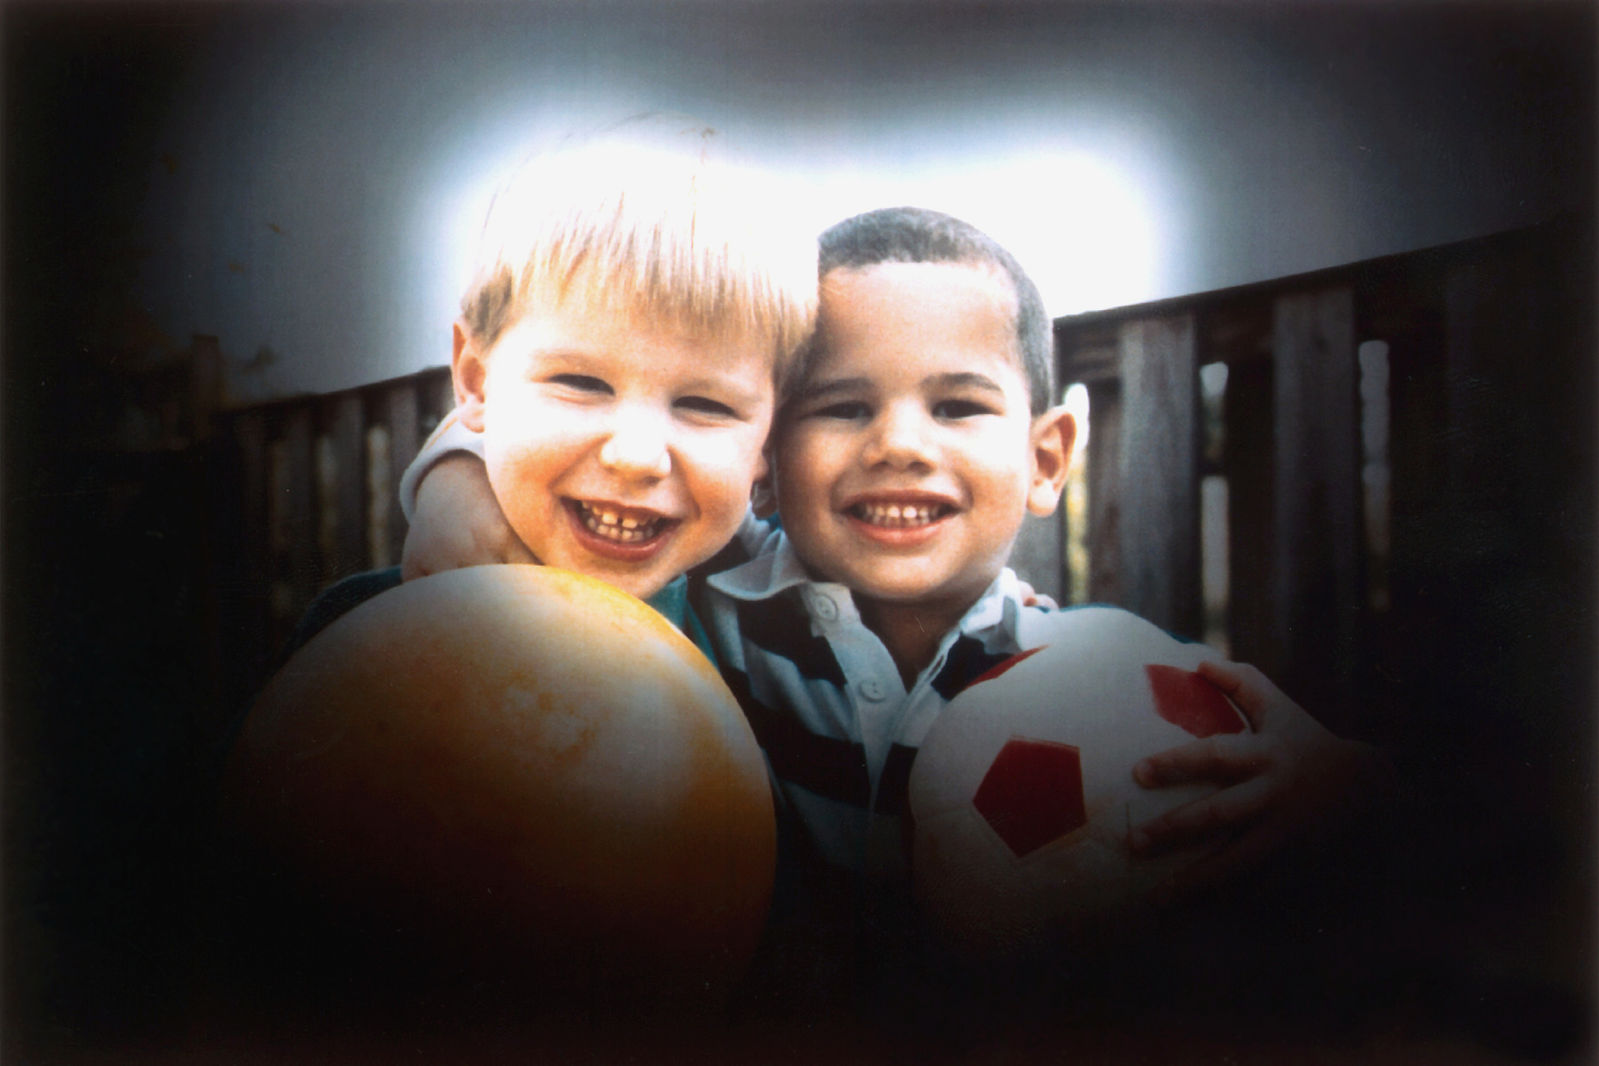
750, 447, 778, 518
1026, 405, 1077, 517
453, 321, 489, 433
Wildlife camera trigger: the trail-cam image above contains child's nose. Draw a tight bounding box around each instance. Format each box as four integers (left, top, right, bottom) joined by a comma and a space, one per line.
863, 403, 935, 469
598, 415, 672, 480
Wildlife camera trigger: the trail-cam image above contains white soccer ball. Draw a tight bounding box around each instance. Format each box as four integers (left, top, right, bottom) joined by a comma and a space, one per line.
908, 608, 1249, 961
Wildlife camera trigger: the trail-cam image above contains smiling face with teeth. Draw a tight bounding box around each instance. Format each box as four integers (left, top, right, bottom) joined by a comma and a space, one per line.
455, 290, 777, 601
774, 261, 1075, 651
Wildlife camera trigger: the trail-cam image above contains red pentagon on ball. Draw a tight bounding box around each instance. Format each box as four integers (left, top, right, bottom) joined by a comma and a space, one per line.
1144, 664, 1247, 738
973, 737, 1087, 858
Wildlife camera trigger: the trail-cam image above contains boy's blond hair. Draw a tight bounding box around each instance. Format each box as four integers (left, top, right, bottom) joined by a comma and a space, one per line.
460, 119, 817, 391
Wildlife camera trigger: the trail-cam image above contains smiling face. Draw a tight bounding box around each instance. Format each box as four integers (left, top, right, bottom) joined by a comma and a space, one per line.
774, 261, 1074, 622
456, 294, 776, 601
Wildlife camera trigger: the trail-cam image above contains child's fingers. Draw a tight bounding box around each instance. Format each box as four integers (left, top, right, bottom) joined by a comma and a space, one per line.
1128, 776, 1273, 856
1133, 735, 1265, 788
1196, 658, 1277, 730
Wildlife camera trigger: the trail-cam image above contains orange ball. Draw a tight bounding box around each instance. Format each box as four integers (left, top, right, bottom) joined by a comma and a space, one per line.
222, 564, 775, 995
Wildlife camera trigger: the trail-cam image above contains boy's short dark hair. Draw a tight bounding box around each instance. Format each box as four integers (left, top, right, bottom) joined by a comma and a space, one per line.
817, 206, 1054, 414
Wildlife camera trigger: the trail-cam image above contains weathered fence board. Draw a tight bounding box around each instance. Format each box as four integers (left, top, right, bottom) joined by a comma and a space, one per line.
382, 380, 421, 566
1084, 379, 1123, 605
1116, 313, 1201, 638
230, 408, 272, 694
325, 391, 367, 578
1222, 357, 1273, 673
427, 372, 456, 431
280, 403, 317, 642
1269, 287, 1361, 726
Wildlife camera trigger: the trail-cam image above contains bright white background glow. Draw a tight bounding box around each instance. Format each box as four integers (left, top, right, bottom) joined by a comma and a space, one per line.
424, 139, 1170, 365
132, 5, 1579, 404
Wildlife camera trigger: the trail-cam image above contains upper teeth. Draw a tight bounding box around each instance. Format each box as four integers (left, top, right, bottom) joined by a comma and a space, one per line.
579, 502, 662, 542
857, 503, 942, 527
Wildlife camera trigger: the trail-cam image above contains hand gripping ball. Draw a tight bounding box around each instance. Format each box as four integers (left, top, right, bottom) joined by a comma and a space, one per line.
222, 565, 775, 996
908, 607, 1248, 961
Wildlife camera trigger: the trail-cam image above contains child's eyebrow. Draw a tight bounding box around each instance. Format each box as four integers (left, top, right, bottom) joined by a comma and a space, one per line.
682, 375, 769, 412
796, 376, 873, 402
797, 372, 1009, 402
931, 372, 1007, 395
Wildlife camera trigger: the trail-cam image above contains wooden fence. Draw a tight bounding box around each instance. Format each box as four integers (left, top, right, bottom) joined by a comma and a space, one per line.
206, 367, 457, 704
1028, 217, 1593, 760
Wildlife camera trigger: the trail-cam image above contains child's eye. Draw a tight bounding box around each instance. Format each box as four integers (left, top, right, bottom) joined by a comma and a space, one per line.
676, 395, 737, 418
809, 401, 871, 421
933, 399, 995, 419
549, 374, 612, 395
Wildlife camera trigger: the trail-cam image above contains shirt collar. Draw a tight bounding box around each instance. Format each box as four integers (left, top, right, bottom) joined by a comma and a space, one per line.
704, 528, 817, 601
705, 527, 1027, 644
956, 567, 1025, 641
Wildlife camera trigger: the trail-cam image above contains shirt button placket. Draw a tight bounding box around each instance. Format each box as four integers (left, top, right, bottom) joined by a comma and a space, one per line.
811, 593, 840, 622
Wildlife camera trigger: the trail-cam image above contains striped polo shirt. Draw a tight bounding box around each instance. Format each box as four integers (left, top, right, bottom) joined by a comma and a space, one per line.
695, 514, 1124, 891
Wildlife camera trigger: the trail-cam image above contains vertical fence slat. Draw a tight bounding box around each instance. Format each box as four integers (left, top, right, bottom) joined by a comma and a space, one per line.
1378, 302, 1448, 739
232, 409, 272, 690
1085, 380, 1123, 605
1270, 287, 1361, 724
1223, 358, 1274, 670
1116, 314, 1202, 638
427, 369, 456, 428
384, 380, 420, 565
281, 405, 318, 641
326, 392, 366, 578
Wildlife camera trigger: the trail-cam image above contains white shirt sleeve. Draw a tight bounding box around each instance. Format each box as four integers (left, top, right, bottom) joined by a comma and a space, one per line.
397, 407, 486, 522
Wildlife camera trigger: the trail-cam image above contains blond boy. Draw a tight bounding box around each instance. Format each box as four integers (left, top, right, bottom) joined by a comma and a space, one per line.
288, 124, 816, 658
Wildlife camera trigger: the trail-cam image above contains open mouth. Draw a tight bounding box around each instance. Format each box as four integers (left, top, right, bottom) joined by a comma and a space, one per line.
569, 500, 677, 545
847, 501, 954, 529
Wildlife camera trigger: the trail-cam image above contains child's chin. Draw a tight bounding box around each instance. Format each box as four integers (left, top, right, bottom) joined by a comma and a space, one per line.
598, 560, 691, 603
856, 570, 987, 608
855, 578, 944, 604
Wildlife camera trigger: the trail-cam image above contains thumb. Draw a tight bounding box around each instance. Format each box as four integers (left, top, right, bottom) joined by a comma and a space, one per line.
1195, 658, 1266, 731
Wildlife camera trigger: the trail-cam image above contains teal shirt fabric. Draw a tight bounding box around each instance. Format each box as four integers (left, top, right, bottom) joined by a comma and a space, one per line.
644, 573, 718, 671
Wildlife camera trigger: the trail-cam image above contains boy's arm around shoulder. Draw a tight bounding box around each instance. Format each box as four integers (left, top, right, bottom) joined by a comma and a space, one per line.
396, 407, 479, 522
397, 409, 535, 580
